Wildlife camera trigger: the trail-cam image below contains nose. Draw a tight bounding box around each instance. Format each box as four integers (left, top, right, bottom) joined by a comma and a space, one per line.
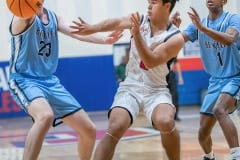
148, 3, 152, 10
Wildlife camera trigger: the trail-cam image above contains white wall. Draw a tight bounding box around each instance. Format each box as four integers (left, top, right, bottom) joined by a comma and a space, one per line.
0, 0, 239, 61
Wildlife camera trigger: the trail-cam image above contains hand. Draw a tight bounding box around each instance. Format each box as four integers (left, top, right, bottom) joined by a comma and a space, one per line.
187, 7, 204, 31
130, 12, 141, 36
178, 77, 184, 85
170, 11, 182, 28
104, 30, 123, 44
70, 17, 96, 35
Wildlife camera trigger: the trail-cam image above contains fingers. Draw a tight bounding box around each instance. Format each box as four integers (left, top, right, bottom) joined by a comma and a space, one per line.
190, 7, 199, 16
78, 17, 87, 25
130, 12, 141, 28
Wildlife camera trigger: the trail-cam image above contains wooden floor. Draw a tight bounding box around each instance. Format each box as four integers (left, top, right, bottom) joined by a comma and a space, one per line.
1, 105, 240, 160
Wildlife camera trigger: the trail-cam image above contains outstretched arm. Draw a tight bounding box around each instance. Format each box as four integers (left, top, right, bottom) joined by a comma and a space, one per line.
70, 16, 132, 35
57, 14, 123, 44
188, 7, 239, 45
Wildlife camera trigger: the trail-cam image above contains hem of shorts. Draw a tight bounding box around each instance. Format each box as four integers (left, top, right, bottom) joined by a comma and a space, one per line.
200, 112, 214, 116
108, 106, 133, 125
53, 108, 82, 127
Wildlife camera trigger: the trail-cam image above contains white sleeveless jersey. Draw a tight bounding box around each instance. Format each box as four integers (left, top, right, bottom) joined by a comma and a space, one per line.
125, 15, 180, 88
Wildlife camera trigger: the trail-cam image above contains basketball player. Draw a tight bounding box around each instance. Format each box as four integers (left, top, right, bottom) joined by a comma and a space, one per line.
8, 3, 122, 160
179, 0, 240, 159
71, 0, 184, 159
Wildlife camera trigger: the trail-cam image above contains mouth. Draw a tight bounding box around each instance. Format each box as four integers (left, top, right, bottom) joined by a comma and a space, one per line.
207, 0, 214, 6
147, 11, 151, 16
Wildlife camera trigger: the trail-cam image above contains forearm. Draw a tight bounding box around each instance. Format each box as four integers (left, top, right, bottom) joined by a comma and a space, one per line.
200, 26, 237, 45
94, 17, 131, 32
133, 33, 158, 68
73, 34, 107, 44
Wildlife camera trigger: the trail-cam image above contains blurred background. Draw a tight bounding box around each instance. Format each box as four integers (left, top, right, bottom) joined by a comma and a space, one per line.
0, 0, 240, 118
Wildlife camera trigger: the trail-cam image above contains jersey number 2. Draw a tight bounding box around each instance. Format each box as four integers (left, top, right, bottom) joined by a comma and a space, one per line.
38, 41, 51, 57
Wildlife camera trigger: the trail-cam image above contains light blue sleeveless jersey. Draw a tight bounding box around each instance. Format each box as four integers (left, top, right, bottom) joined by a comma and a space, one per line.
184, 12, 240, 78
9, 9, 58, 78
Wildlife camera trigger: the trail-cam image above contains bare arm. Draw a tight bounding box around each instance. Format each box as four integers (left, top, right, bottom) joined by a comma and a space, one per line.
188, 7, 238, 45
170, 12, 190, 43
70, 16, 132, 35
57, 14, 122, 44
130, 13, 184, 69
11, 16, 35, 35
134, 33, 184, 68
174, 61, 184, 85
198, 26, 238, 45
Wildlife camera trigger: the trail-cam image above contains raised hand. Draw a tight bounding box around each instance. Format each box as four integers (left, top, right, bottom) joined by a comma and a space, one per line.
170, 11, 182, 28
70, 17, 97, 35
187, 7, 204, 31
130, 12, 141, 36
104, 30, 123, 44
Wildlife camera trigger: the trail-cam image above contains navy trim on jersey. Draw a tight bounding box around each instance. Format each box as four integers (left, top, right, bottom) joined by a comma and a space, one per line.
163, 30, 180, 42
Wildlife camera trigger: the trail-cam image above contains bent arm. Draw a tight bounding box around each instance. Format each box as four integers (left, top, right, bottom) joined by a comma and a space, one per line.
199, 26, 238, 46
134, 33, 185, 69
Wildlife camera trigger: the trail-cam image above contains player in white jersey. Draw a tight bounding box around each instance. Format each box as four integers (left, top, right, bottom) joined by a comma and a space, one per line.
8, 1, 122, 160
71, 0, 184, 159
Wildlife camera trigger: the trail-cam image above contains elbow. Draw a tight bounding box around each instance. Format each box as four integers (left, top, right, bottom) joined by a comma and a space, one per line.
224, 40, 235, 46
224, 35, 239, 46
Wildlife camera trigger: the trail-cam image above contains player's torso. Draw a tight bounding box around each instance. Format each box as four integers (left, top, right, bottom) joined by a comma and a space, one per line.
125, 15, 179, 88
10, 9, 59, 78
199, 12, 240, 78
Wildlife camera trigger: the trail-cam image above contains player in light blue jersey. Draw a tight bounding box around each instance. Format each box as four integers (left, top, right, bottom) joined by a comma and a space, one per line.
8, 1, 122, 160
180, 0, 240, 159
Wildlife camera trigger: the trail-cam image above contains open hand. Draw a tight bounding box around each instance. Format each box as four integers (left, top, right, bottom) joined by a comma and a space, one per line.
130, 12, 141, 36
105, 30, 123, 44
170, 11, 182, 28
187, 7, 203, 31
70, 17, 96, 35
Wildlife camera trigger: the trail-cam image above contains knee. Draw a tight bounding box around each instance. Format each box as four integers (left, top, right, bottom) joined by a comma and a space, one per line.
35, 112, 54, 128
153, 115, 174, 132
213, 106, 226, 119
108, 121, 128, 137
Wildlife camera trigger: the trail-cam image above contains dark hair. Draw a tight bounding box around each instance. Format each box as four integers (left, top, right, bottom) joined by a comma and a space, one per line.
162, 0, 178, 12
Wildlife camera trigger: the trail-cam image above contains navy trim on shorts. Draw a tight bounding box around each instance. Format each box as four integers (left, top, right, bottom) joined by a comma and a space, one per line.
52, 108, 82, 127
108, 106, 133, 125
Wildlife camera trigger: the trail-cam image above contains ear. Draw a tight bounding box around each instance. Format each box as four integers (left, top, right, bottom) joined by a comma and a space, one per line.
165, 2, 171, 11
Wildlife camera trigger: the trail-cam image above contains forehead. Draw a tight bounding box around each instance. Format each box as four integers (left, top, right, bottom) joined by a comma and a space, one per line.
148, 0, 162, 2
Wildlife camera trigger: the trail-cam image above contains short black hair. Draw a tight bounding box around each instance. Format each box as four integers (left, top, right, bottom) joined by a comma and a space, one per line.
162, 0, 178, 12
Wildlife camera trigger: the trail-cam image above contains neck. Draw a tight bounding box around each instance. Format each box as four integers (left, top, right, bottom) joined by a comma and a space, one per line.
150, 16, 169, 36
208, 9, 223, 20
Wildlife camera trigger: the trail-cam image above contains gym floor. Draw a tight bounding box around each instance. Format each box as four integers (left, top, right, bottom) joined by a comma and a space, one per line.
0, 105, 239, 160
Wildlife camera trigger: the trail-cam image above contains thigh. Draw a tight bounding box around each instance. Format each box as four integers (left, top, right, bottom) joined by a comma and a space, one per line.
63, 109, 95, 132
215, 93, 236, 113
144, 88, 174, 125
8, 78, 46, 112
28, 97, 54, 120
110, 90, 140, 124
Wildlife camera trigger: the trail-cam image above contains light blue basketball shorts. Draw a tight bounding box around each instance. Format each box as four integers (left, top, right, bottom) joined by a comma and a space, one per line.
201, 75, 240, 115
8, 74, 82, 126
